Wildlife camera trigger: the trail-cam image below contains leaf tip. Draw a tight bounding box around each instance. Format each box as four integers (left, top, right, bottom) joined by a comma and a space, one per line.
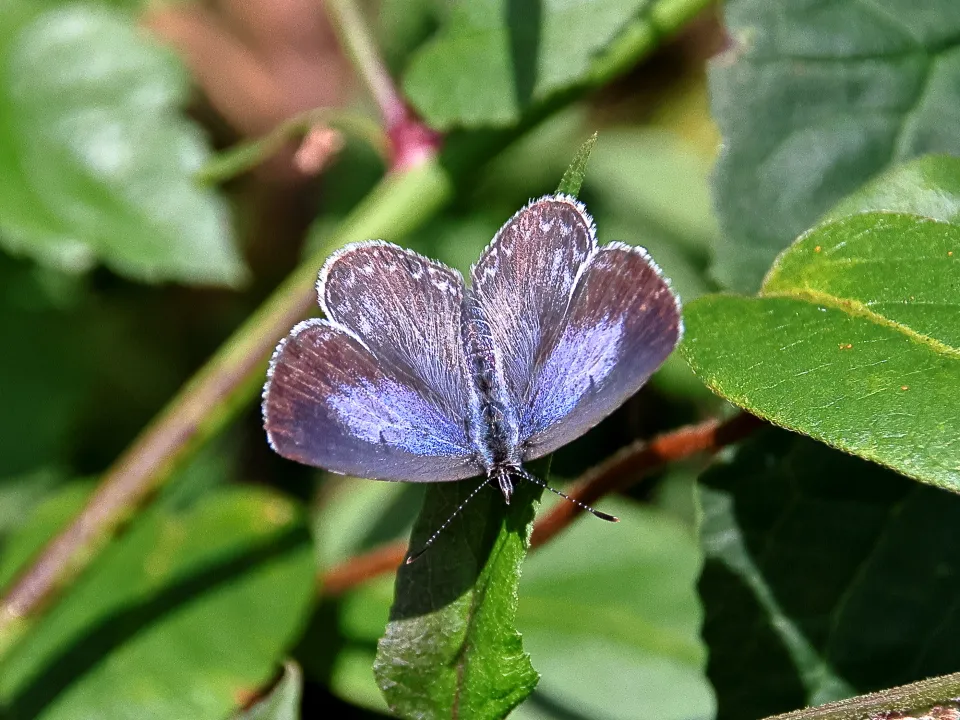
556, 132, 599, 197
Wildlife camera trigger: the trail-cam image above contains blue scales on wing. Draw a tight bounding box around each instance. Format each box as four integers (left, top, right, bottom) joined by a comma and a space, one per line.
262, 242, 481, 482
471, 195, 683, 462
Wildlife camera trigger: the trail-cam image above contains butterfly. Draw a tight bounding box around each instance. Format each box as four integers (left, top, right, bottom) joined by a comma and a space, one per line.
262, 195, 682, 556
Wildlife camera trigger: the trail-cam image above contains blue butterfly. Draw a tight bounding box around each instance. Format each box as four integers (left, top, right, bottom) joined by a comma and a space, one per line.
263, 195, 682, 554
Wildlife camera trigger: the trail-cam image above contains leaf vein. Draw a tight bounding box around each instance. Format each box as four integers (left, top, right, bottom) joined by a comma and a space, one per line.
764, 287, 960, 359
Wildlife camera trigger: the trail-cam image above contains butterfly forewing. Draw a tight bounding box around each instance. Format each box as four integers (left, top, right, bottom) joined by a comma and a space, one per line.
263, 242, 481, 482
519, 242, 682, 460
319, 242, 472, 420
471, 196, 595, 411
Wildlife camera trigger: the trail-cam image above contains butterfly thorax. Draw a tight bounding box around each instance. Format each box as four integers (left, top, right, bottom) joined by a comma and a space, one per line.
461, 292, 521, 497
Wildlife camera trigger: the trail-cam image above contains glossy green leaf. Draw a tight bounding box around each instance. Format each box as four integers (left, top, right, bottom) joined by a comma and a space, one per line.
403, 0, 651, 129
325, 494, 712, 720
236, 662, 302, 720
0, 483, 315, 720
682, 212, 960, 491
373, 478, 542, 719
710, 0, 960, 291
0, 1, 245, 285
699, 429, 960, 719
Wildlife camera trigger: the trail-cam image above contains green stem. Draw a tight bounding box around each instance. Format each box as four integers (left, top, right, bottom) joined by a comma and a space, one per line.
763, 673, 960, 720
196, 108, 386, 186
0, 0, 713, 664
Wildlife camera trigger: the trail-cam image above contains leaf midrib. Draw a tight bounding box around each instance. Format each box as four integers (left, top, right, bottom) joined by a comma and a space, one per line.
763, 285, 960, 359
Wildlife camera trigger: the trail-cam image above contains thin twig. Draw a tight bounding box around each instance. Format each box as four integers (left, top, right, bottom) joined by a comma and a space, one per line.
323, 0, 441, 170
532, 411, 762, 548
762, 672, 960, 720
319, 412, 763, 596
323, 0, 404, 128
196, 108, 386, 185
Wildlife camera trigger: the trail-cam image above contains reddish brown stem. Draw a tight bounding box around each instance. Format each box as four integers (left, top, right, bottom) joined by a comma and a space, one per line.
323, 0, 441, 171
531, 411, 762, 548
319, 412, 763, 596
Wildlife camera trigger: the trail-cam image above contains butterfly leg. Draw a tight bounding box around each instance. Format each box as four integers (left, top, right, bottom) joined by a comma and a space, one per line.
491, 465, 515, 504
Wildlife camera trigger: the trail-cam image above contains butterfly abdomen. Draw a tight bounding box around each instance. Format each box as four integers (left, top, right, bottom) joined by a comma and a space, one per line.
461, 292, 520, 471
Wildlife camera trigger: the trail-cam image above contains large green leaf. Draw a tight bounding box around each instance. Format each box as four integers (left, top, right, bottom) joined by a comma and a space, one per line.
373, 478, 542, 719
0, 483, 315, 720
327, 496, 712, 720
699, 429, 960, 719
710, 0, 960, 291
403, 0, 651, 129
682, 211, 960, 491
0, 1, 245, 284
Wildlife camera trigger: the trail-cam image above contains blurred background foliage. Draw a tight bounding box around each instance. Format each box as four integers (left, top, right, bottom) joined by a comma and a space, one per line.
2, 0, 958, 718
0, 1, 721, 716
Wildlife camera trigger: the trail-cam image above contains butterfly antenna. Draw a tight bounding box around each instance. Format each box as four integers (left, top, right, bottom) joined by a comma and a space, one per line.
405, 476, 492, 564
515, 467, 619, 522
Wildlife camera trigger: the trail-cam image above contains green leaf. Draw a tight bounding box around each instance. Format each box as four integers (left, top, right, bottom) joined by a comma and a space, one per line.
825, 154, 960, 224
403, 0, 651, 129
0, 1, 246, 285
328, 496, 712, 719
512, 497, 711, 720
555, 132, 597, 197
699, 429, 960, 718
0, 483, 315, 720
710, 1, 960, 291
682, 212, 960, 491
235, 662, 302, 720
373, 478, 542, 719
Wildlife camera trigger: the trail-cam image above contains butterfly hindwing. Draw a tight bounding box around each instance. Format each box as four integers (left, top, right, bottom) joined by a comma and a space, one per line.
519, 242, 683, 460
318, 241, 472, 421
263, 319, 480, 482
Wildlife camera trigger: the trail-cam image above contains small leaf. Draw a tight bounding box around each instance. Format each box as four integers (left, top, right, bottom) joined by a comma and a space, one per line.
710, 0, 960, 291
374, 477, 542, 719
699, 429, 960, 718
403, 0, 652, 129
0, 483, 315, 720
555, 132, 597, 197
236, 662, 302, 720
0, 2, 246, 285
682, 212, 960, 490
